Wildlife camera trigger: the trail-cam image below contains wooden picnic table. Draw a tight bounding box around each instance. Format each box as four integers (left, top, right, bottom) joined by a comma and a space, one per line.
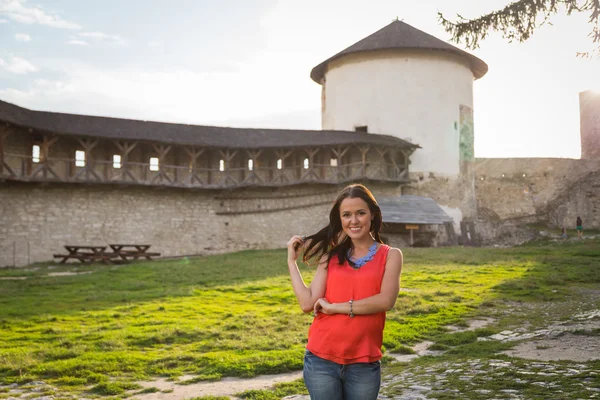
54, 244, 161, 264
108, 244, 161, 261
53, 245, 110, 264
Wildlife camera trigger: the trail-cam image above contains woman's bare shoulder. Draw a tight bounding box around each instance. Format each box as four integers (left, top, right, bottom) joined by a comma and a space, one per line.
385, 246, 403, 264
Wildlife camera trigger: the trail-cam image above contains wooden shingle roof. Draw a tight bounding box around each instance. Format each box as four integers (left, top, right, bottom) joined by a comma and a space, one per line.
311, 20, 488, 83
0, 99, 419, 150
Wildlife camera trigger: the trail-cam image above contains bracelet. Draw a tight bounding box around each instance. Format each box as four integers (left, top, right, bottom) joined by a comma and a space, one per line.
349, 299, 354, 318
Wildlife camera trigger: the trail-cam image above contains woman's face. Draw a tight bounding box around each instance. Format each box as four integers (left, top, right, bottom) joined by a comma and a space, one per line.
339, 197, 373, 241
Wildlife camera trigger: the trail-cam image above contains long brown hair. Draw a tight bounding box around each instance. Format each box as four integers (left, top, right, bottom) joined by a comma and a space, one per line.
302, 184, 383, 267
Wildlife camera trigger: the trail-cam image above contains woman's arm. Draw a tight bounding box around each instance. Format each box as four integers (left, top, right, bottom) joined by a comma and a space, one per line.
287, 236, 328, 313
314, 247, 402, 316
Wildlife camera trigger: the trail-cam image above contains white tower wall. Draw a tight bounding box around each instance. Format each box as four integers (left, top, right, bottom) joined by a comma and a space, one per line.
321, 50, 474, 177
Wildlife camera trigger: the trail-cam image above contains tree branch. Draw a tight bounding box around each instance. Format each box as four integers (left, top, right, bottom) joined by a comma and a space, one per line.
438, 0, 600, 57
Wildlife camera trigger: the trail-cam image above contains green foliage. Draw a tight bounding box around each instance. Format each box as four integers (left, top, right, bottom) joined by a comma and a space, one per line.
433, 328, 496, 347
91, 381, 141, 395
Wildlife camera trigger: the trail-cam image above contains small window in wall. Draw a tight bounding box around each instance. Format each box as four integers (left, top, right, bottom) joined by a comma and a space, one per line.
355, 125, 368, 132
276, 159, 283, 170
330, 158, 338, 167
248, 159, 253, 171
32, 145, 40, 163
219, 159, 225, 172
113, 155, 122, 169
75, 150, 86, 167
149, 157, 159, 171
303, 158, 310, 169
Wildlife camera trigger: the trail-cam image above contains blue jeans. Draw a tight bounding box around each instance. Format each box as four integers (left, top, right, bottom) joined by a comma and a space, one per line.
303, 350, 381, 400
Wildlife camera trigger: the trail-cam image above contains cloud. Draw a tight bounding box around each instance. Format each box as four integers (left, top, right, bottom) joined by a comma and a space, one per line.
78, 31, 127, 47
67, 38, 88, 46
147, 40, 163, 48
0, 1, 127, 47
14, 33, 30, 41
0, 0, 81, 29
0, 59, 318, 125
0, 55, 37, 74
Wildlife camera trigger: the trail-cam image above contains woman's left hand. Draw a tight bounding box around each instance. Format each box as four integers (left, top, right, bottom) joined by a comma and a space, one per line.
313, 298, 335, 315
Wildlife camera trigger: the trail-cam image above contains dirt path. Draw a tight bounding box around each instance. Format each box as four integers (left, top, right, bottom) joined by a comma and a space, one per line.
133, 371, 303, 400
501, 308, 600, 362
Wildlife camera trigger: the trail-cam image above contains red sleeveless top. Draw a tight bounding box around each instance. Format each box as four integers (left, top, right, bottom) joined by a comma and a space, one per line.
306, 244, 390, 364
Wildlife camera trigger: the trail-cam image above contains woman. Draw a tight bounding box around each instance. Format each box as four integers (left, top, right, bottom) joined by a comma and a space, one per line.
576, 216, 583, 238
287, 184, 403, 400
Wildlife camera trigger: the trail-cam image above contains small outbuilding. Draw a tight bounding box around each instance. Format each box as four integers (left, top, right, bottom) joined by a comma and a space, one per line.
378, 195, 454, 247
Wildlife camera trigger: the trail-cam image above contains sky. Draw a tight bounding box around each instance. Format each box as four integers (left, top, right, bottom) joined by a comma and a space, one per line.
0, 0, 598, 159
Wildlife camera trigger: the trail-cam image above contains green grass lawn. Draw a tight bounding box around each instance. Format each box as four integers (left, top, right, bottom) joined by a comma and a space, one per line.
0, 238, 599, 398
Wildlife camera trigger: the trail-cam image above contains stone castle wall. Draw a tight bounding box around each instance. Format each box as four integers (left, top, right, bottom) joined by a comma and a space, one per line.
580, 91, 600, 159
473, 157, 600, 229
403, 162, 477, 224
3, 155, 598, 267
400, 157, 599, 246
0, 181, 401, 267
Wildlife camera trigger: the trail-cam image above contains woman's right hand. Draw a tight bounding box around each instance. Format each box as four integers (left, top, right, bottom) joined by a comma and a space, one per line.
287, 235, 305, 262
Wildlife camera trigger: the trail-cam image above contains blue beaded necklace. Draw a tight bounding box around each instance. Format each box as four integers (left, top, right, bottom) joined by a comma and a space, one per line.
347, 242, 378, 269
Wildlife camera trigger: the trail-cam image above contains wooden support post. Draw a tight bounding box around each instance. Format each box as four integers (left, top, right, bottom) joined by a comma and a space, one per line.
273, 149, 292, 184
31, 135, 59, 180
219, 149, 238, 185
74, 138, 101, 181
406, 224, 419, 247
300, 148, 320, 181
103, 142, 110, 181
332, 146, 349, 181
357, 145, 370, 177
375, 146, 389, 178
0, 128, 16, 177
173, 147, 179, 184
150, 143, 172, 184
243, 149, 263, 184
184, 147, 205, 186
114, 141, 138, 182
207, 151, 212, 185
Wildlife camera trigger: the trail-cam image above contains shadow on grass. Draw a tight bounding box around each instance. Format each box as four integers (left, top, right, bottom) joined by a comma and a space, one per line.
489, 239, 600, 302
0, 249, 295, 319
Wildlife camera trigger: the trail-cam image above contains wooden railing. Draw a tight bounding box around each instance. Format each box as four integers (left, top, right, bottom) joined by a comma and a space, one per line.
1, 153, 409, 188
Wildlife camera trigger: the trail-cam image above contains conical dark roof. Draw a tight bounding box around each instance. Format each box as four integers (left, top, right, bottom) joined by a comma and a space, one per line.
310, 20, 488, 83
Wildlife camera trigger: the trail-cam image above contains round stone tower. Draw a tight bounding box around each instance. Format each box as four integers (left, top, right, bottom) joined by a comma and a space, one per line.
311, 20, 487, 177
310, 20, 487, 222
